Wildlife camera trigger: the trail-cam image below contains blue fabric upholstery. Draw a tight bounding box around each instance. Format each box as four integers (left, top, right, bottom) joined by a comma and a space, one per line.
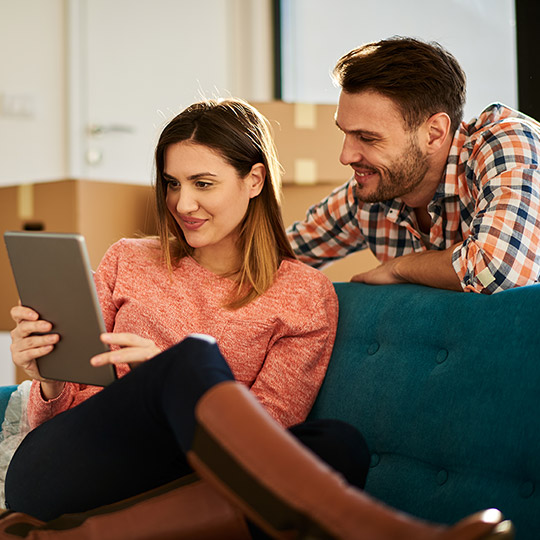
0, 385, 18, 430
309, 282, 540, 540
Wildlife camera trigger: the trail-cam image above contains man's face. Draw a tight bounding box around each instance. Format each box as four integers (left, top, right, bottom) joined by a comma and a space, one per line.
335, 90, 429, 203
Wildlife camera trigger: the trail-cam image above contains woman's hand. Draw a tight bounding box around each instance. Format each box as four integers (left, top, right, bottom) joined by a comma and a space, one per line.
10, 305, 65, 400
90, 333, 160, 368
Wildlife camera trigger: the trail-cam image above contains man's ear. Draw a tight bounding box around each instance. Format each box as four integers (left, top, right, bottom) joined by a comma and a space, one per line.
248, 163, 266, 198
423, 112, 451, 154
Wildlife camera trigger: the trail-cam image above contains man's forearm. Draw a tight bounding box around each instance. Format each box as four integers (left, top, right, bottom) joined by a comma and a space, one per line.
351, 246, 463, 291
393, 247, 463, 290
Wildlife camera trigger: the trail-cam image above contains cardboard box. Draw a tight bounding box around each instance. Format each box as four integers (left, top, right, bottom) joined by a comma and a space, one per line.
250, 101, 348, 185
0, 179, 156, 382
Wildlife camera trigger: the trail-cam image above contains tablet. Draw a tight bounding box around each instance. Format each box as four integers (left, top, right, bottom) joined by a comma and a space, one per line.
4, 231, 117, 386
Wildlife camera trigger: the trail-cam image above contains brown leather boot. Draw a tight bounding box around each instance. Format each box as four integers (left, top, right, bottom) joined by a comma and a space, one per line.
0, 475, 252, 540
187, 381, 514, 540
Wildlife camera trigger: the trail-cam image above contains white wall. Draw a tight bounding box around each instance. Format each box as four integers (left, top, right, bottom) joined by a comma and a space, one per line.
280, 0, 518, 123
0, 0, 67, 185
0, 0, 520, 187
0, 333, 15, 386
0, 0, 274, 187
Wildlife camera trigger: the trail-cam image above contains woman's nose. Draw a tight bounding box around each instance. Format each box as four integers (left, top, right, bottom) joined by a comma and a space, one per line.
176, 188, 199, 214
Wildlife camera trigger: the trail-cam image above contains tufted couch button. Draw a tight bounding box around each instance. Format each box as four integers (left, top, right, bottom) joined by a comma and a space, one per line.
370, 453, 380, 468
436, 349, 449, 364
367, 342, 380, 355
519, 481, 535, 498
436, 469, 448, 485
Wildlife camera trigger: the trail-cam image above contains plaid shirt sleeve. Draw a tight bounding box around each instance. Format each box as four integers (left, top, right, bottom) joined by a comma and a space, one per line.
286, 180, 367, 268
451, 117, 540, 293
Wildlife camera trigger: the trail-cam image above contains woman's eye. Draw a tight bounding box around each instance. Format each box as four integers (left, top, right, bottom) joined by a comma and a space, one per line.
166, 179, 180, 190
195, 181, 212, 189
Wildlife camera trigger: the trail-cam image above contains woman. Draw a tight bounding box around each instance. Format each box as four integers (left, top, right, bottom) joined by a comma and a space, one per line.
6, 98, 369, 522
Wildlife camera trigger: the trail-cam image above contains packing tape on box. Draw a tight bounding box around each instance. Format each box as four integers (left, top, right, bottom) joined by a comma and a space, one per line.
17, 184, 34, 219
294, 159, 318, 185
294, 103, 317, 129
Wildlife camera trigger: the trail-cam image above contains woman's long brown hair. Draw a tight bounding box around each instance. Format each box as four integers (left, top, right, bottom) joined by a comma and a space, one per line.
154, 98, 295, 309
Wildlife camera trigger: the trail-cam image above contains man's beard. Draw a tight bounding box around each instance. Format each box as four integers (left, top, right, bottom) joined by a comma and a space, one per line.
354, 137, 429, 203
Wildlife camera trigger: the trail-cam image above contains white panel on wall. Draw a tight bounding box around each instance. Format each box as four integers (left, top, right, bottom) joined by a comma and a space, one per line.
0, 0, 67, 186
69, 0, 233, 185
280, 0, 517, 123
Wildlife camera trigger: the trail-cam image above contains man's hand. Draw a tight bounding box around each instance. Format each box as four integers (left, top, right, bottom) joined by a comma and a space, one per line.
351, 246, 463, 291
351, 257, 406, 285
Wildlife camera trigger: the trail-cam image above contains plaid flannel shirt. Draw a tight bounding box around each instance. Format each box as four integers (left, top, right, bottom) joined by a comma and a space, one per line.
287, 103, 540, 293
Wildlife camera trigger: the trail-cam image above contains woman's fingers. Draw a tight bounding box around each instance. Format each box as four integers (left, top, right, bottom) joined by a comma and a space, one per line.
90, 333, 160, 367
100, 332, 154, 348
10, 305, 39, 325
9, 305, 59, 380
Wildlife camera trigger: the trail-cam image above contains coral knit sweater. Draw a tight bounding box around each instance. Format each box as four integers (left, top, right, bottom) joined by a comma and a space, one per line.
28, 238, 338, 430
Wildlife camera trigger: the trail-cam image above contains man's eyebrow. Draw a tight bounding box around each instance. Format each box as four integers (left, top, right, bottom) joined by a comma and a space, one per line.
334, 119, 381, 138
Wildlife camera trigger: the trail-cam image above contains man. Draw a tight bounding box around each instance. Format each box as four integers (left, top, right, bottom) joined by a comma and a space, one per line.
287, 37, 540, 293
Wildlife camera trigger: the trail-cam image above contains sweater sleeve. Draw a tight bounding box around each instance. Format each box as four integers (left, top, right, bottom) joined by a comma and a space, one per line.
27, 381, 102, 430
248, 273, 338, 428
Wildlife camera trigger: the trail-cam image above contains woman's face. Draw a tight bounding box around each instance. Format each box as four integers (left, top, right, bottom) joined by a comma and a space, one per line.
164, 141, 264, 271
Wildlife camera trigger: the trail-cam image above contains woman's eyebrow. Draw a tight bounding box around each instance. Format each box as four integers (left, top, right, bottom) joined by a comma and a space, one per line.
163, 172, 217, 181
188, 172, 217, 180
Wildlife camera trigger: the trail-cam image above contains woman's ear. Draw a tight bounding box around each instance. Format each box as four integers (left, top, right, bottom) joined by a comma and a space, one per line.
248, 163, 266, 198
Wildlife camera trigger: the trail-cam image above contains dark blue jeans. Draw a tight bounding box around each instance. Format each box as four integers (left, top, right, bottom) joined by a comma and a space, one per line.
5, 336, 369, 521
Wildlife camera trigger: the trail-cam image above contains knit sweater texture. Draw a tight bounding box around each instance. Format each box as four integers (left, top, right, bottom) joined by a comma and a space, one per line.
28, 238, 338, 429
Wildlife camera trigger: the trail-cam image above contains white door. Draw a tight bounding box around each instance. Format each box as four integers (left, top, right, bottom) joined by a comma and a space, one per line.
68, 0, 272, 185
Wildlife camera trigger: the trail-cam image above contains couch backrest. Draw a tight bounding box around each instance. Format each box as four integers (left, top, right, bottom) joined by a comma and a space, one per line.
309, 282, 540, 540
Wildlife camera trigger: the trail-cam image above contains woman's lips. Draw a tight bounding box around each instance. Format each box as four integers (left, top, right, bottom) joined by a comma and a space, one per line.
180, 216, 207, 231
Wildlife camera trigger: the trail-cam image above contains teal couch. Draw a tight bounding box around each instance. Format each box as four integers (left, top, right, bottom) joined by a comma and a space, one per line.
309, 283, 540, 540
0, 283, 538, 538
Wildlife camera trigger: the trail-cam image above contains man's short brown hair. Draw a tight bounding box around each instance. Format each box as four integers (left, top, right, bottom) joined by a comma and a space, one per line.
332, 36, 467, 133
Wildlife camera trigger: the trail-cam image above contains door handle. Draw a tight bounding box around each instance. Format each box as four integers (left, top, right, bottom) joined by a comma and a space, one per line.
87, 124, 135, 136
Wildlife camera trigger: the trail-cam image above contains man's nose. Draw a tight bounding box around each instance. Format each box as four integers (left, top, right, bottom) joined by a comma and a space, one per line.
340, 135, 365, 167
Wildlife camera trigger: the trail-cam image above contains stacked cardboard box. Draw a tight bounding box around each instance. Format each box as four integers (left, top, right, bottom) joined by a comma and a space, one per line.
250, 101, 347, 185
